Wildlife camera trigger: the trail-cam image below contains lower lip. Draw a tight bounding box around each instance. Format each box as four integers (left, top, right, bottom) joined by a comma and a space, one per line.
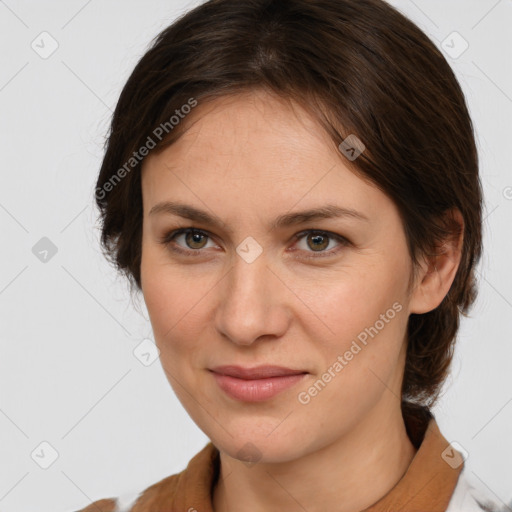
211, 372, 308, 402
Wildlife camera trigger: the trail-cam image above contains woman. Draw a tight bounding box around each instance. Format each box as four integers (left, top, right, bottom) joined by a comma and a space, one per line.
78, 0, 503, 510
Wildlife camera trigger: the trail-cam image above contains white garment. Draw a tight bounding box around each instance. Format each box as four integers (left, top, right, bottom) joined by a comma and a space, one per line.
113, 490, 142, 512
446, 467, 502, 512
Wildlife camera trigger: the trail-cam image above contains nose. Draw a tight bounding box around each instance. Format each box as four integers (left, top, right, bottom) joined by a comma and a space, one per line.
214, 253, 291, 346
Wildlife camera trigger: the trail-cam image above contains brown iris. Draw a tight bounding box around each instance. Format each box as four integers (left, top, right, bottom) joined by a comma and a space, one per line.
185, 230, 208, 249
306, 233, 329, 251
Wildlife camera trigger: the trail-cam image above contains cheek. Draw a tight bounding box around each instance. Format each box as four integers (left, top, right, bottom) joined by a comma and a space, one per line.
296, 275, 409, 417
308, 260, 410, 380
305, 261, 408, 334
140, 248, 213, 362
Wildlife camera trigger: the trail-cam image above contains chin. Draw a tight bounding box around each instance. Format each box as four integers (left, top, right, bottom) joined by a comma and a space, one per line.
208, 423, 310, 465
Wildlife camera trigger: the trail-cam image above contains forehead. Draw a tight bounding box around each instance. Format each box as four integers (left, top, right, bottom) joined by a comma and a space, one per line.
145, 91, 346, 179
158, 91, 334, 166
140, 90, 390, 225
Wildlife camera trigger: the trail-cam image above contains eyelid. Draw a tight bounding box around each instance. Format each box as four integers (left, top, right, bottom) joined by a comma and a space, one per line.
158, 227, 350, 258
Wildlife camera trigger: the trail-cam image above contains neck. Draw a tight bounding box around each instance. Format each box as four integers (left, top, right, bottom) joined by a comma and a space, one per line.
212, 399, 418, 512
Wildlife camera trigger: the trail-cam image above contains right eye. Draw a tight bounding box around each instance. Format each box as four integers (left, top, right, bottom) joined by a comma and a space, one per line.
158, 228, 218, 256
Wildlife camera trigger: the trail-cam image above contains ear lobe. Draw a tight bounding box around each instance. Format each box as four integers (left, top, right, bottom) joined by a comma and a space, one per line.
409, 209, 464, 315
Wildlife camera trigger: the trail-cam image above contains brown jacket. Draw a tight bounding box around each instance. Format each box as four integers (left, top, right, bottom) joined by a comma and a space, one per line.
77, 405, 470, 512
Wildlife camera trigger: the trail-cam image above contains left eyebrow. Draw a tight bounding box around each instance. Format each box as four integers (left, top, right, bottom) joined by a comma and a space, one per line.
148, 201, 369, 233
270, 205, 369, 230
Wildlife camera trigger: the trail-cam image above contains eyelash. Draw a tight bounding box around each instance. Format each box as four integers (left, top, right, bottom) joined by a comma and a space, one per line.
158, 227, 350, 259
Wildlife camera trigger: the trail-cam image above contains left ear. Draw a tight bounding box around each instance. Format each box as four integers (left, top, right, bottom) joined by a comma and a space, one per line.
409, 208, 464, 315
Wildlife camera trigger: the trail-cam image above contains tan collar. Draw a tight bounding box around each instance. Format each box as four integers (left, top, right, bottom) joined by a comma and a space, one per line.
361, 414, 464, 511
129, 406, 464, 512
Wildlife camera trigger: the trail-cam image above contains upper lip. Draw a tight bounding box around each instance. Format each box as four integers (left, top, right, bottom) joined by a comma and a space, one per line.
210, 365, 308, 380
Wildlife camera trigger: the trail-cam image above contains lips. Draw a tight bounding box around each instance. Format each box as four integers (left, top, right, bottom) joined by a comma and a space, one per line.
210, 365, 307, 380
209, 365, 308, 402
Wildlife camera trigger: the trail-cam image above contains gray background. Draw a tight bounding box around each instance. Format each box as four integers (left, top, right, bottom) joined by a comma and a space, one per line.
0, 1, 511, 511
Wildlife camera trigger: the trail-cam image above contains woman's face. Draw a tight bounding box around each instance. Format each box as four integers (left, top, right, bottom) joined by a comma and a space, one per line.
140, 90, 420, 463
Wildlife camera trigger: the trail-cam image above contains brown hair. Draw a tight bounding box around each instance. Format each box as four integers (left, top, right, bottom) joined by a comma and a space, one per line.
95, 0, 483, 411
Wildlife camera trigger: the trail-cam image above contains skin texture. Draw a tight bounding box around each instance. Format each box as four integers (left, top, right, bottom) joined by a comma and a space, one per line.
140, 89, 463, 512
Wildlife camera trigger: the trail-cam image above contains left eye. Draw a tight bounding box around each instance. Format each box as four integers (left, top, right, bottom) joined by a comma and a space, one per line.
292, 230, 348, 256
159, 228, 349, 258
